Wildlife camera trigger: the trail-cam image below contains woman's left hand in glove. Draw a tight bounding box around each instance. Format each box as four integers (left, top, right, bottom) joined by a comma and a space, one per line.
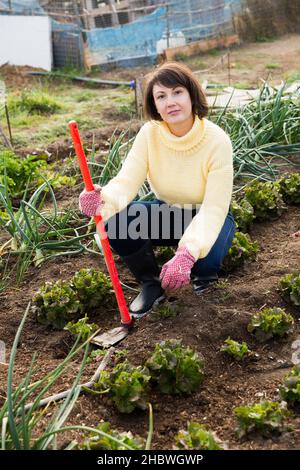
159, 246, 195, 290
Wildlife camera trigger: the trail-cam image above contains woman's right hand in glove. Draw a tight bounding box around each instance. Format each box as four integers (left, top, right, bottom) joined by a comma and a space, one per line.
79, 184, 104, 217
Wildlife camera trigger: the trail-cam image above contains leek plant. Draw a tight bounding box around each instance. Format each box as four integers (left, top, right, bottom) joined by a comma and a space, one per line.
0, 304, 153, 450
211, 82, 300, 192
0, 176, 96, 283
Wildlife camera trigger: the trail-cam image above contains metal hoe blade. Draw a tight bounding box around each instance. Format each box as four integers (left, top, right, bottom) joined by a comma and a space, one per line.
90, 326, 131, 348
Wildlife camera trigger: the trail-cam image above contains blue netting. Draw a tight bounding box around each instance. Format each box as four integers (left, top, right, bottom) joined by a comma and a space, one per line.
86, 6, 166, 65
86, 1, 242, 67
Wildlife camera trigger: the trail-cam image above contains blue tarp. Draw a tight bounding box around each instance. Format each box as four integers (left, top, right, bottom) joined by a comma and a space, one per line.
86, 7, 166, 65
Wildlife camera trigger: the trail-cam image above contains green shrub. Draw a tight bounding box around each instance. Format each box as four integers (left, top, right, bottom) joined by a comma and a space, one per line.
94, 360, 151, 413
279, 173, 300, 205
280, 366, 300, 405
71, 268, 114, 310
174, 422, 227, 450
79, 421, 145, 450
230, 199, 254, 232
221, 231, 259, 272
234, 401, 290, 438
244, 181, 285, 220
9, 90, 61, 115
247, 307, 294, 342
220, 337, 251, 360
32, 280, 81, 329
279, 271, 300, 308
65, 315, 98, 341
146, 339, 204, 395
0, 150, 46, 194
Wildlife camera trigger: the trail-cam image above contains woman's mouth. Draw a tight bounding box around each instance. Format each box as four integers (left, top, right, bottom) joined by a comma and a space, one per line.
168, 110, 180, 115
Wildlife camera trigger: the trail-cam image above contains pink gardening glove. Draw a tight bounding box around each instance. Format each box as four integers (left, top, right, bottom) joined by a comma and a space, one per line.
159, 246, 195, 290
79, 184, 104, 217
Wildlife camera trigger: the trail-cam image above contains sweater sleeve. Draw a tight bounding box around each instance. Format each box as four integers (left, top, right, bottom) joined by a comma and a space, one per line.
100, 125, 149, 221
178, 134, 234, 260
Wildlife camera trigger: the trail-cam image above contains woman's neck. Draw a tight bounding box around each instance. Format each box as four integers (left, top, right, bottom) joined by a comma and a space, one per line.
166, 114, 195, 137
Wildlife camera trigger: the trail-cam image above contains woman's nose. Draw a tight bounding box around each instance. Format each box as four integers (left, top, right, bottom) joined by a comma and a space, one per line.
166, 95, 176, 106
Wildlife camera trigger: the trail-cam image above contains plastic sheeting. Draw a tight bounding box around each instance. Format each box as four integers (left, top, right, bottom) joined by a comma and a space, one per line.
86, 7, 166, 67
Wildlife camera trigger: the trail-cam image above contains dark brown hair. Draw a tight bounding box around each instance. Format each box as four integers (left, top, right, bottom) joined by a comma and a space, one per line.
144, 61, 208, 121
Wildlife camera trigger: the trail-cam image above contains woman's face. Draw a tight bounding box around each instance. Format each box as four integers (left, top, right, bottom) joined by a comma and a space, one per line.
153, 82, 193, 126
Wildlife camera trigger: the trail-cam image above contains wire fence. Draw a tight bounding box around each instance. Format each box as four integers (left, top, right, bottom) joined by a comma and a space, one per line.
1, 1, 299, 69
0, 1, 241, 67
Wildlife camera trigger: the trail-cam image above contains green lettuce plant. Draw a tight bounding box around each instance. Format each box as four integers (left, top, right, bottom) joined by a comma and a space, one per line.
78, 421, 145, 450
244, 181, 286, 220
220, 337, 251, 360
65, 315, 98, 341
221, 231, 259, 272
71, 268, 114, 310
279, 271, 300, 308
280, 366, 300, 404
247, 307, 294, 342
174, 422, 227, 450
279, 172, 300, 204
230, 199, 254, 232
145, 339, 204, 395
93, 360, 151, 414
32, 280, 81, 329
234, 401, 290, 438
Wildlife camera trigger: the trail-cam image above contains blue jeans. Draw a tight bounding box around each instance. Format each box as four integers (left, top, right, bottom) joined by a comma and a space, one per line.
105, 199, 235, 280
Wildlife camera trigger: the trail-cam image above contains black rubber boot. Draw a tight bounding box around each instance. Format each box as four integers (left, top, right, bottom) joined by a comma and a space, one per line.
122, 240, 165, 318
192, 274, 218, 296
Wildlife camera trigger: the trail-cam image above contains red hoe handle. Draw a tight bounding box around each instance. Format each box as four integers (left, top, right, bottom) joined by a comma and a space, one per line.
68, 120, 132, 327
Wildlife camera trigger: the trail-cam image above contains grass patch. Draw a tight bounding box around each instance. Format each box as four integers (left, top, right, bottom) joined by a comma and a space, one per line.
265, 63, 281, 70
232, 82, 253, 89
75, 90, 99, 102
8, 89, 62, 115
284, 70, 300, 84
207, 48, 219, 56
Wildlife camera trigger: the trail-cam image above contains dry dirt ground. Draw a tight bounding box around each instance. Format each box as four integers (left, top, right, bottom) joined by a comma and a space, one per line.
0, 34, 300, 450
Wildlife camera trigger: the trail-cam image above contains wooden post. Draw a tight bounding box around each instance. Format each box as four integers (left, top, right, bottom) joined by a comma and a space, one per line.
135, 76, 145, 119
5, 104, 13, 146
227, 50, 231, 86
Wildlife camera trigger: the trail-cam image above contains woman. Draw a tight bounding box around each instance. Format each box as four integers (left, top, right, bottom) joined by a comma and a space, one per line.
79, 62, 235, 317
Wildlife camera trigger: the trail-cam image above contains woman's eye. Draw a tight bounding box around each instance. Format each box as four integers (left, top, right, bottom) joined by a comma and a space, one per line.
175, 90, 182, 94
156, 95, 164, 100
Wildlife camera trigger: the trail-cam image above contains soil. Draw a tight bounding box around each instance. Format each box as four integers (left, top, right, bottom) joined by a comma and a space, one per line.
1, 33, 300, 450
0, 200, 299, 450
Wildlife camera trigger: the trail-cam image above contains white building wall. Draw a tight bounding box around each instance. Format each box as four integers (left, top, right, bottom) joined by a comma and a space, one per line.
0, 15, 52, 71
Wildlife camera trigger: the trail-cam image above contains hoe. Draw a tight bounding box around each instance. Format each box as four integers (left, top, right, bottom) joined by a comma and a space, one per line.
69, 121, 134, 347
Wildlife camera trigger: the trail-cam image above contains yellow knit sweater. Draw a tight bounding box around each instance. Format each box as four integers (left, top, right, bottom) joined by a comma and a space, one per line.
101, 116, 233, 260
